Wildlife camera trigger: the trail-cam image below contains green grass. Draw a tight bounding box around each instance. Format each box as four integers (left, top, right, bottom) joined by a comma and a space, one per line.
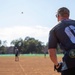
57, 54, 64, 57
0, 54, 63, 57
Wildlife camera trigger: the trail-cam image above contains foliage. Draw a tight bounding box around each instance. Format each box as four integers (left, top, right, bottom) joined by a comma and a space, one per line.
0, 40, 7, 54
11, 36, 44, 54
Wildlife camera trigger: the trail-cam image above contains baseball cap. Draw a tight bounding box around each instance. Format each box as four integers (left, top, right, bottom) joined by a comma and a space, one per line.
56, 7, 70, 17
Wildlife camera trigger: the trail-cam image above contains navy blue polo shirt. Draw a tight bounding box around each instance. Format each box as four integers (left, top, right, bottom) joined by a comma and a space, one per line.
48, 19, 75, 50
48, 19, 75, 69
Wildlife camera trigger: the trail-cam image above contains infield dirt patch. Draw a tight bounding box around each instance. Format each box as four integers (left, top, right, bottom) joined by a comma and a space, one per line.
0, 55, 62, 75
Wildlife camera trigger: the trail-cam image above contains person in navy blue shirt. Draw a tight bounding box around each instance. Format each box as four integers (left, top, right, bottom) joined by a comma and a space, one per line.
48, 7, 75, 75
15, 47, 20, 61
14, 41, 23, 61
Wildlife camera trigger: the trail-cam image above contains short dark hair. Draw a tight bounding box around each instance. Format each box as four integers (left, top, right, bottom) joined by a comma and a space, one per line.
56, 7, 70, 17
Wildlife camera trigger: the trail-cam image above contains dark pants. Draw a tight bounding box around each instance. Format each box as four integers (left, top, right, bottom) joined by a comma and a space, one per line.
61, 67, 75, 75
15, 53, 19, 57
15, 51, 19, 57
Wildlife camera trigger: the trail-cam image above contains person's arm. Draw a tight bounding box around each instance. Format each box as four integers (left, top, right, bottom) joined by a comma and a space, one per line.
48, 29, 62, 72
48, 48, 58, 66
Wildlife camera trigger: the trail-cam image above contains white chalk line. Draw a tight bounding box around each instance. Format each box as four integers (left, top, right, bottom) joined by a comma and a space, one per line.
18, 62, 25, 75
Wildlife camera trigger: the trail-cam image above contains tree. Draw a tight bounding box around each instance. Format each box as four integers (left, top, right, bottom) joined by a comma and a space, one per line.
11, 38, 23, 46
0, 45, 6, 54
3, 40, 7, 47
0, 40, 2, 46
23, 36, 43, 54
11, 38, 23, 53
0, 40, 7, 54
11, 36, 45, 54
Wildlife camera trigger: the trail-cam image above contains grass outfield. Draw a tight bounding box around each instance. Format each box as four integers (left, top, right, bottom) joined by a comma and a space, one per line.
0, 54, 64, 57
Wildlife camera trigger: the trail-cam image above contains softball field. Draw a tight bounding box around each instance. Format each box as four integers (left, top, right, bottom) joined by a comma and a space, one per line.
0, 54, 62, 75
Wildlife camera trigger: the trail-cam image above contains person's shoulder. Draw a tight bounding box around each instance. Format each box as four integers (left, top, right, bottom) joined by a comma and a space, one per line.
50, 21, 63, 32
55, 19, 75, 29
50, 19, 75, 33
62, 19, 75, 24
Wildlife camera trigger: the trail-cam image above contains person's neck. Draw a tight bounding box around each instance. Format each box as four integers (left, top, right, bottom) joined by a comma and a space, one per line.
58, 17, 69, 22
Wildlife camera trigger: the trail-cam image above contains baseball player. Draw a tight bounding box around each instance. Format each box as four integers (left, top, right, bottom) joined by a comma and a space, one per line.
15, 47, 20, 61
48, 7, 75, 75
14, 41, 23, 61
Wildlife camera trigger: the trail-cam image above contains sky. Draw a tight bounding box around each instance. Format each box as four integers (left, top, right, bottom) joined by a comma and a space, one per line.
0, 0, 75, 46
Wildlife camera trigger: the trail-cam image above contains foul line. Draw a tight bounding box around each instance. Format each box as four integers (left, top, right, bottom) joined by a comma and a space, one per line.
18, 62, 25, 75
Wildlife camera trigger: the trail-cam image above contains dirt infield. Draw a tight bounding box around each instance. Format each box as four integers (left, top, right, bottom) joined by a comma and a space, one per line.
0, 55, 62, 75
